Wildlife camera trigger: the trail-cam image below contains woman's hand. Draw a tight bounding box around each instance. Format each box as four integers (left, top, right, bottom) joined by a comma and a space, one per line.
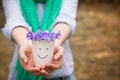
11, 27, 49, 76
41, 44, 64, 73
19, 42, 49, 76
40, 23, 70, 73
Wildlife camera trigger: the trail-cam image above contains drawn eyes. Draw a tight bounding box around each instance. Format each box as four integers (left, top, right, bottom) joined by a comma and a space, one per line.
39, 48, 48, 50
46, 48, 48, 50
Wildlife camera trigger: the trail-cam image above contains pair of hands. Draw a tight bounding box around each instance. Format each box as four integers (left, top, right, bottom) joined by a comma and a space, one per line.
12, 23, 69, 77
19, 41, 64, 76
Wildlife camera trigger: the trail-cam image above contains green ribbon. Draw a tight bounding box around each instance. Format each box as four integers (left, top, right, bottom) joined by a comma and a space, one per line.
16, 0, 62, 80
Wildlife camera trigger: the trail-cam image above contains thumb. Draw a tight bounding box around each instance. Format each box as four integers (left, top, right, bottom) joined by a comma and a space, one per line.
19, 48, 28, 63
54, 45, 64, 60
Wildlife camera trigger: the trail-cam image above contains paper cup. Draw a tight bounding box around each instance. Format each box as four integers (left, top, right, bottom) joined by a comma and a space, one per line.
32, 40, 54, 66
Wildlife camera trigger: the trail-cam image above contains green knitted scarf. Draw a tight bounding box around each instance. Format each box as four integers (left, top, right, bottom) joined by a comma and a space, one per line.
16, 0, 62, 80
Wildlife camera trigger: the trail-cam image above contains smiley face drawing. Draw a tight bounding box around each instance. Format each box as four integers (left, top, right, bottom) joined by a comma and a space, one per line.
33, 40, 54, 66
37, 47, 49, 59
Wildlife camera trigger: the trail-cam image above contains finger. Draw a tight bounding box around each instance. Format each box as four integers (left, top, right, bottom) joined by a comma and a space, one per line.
54, 46, 64, 60
19, 48, 28, 63
32, 72, 42, 76
32, 72, 40, 76
27, 54, 34, 66
46, 64, 56, 71
47, 60, 63, 70
38, 65, 51, 73
28, 67, 40, 73
32, 70, 48, 76
20, 60, 40, 73
27, 59, 34, 66
26, 66, 41, 73
44, 65, 52, 73
40, 69, 48, 76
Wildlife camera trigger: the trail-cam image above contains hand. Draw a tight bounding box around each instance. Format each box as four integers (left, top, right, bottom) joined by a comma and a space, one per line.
42, 44, 64, 73
19, 42, 49, 76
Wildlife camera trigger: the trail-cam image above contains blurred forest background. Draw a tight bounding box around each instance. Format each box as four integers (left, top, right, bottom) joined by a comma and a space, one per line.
0, 0, 120, 80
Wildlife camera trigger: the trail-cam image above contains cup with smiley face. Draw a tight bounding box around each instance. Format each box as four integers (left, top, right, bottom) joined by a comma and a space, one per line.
26, 31, 60, 66
32, 40, 54, 66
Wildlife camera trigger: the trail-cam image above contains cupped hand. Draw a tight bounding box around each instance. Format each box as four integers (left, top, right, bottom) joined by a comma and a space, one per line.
19, 42, 48, 76
42, 44, 64, 73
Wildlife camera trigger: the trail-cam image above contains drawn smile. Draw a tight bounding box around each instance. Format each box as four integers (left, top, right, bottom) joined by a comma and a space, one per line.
37, 54, 48, 59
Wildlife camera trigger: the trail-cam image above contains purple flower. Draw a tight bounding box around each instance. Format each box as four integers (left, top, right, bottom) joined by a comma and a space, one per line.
26, 30, 61, 42
33, 32, 40, 41
26, 31, 34, 40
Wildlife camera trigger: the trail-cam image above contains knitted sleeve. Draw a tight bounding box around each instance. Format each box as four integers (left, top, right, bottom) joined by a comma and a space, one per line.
54, 0, 78, 38
1, 0, 31, 41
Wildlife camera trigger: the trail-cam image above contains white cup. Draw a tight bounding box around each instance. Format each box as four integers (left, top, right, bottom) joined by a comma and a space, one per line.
32, 40, 54, 66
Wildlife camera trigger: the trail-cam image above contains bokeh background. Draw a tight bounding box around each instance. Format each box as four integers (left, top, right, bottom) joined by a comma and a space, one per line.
0, 0, 120, 80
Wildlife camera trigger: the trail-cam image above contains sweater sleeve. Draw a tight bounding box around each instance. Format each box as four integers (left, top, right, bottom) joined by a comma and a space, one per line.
54, 0, 78, 38
1, 0, 31, 41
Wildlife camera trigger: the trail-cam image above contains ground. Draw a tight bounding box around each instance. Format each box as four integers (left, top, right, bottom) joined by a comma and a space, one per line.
0, 2, 120, 80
